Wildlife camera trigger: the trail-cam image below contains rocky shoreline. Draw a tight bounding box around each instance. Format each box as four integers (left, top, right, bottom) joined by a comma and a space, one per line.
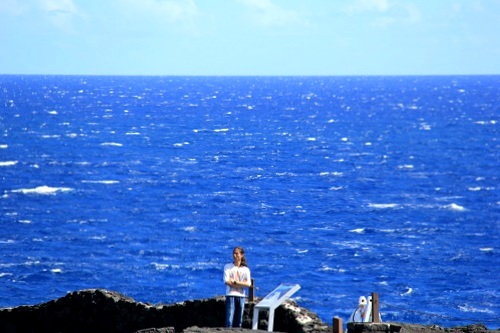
0, 289, 496, 333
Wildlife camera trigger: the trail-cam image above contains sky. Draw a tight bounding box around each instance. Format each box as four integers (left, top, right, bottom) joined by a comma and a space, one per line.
0, 0, 499, 76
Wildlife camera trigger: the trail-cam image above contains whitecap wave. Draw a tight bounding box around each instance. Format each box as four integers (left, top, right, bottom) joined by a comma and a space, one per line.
100, 142, 123, 147
320, 171, 343, 176
397, 164, 414, 169
82, 180, 119, 184
420, 123, 432, 130
475, 120, 496, 125
479, 247, 494, 253
319, 266, 346, 273
0, 161, 18, 166
152, 263, 180, 271
368, 203, 400, 209
400, 287, 413, 296
329, 186, 345, 190
444, 203, 466, 211
173, 142, 190, 147
459, 304, 494, 314
349, 228, 365, 234
89, 235, 107, 240
468, 187, 482, 191
12, 186, 73, 195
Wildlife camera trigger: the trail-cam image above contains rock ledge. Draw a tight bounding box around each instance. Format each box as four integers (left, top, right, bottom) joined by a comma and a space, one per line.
0, 289, 496, 333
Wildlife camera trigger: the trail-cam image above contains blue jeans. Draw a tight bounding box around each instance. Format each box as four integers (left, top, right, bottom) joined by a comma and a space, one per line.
225, 296, 245, 327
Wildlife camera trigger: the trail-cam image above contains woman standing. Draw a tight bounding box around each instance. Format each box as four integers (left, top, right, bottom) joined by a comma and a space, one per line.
223, 246, 251, 328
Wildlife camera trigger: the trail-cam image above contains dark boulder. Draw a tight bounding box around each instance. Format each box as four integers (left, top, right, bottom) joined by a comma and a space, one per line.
0, 289, 328, 333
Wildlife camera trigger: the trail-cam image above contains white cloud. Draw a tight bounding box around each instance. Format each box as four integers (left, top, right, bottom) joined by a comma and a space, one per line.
39, 0, 78, 14
238, 0, 307, 28
362, 0, 389, 12
0, 0, 28, 15
346, 0, 422, 28
118, 0, 202, 35
373, 3, 421, 28
0, 0, 84, 33
349, 0, 390, 12
125, 0, 200, 23
38, 0, 83, 32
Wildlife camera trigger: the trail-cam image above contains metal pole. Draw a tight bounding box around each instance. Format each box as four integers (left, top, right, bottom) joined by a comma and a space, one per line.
333, 316, 343, 333
371, 292, 380, 323
249, 278, 255, 302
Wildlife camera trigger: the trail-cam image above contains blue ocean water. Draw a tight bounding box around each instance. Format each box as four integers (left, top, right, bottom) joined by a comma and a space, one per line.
0, 75, 498, 328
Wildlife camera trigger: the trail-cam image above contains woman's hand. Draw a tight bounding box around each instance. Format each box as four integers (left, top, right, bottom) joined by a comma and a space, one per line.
226, 279, 237, 286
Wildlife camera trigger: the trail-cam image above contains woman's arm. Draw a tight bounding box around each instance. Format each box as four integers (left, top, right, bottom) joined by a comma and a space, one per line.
223, 265, 233, 286
231, 280, 251, 287
232, 268, 251, 287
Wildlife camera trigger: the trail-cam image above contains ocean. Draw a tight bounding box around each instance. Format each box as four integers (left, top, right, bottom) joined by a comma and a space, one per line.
0, 75, 498, 329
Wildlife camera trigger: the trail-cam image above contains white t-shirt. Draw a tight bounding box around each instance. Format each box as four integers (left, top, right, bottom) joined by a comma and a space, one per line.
224, 263, 251, 297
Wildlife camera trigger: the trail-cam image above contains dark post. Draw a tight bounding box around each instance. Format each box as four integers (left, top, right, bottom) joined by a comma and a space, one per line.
249, 278, 255, 302
371, 292, 380, 323
333, 316, 343, 333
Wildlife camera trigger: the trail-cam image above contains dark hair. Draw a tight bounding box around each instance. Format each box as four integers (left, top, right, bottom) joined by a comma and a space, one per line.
234, 246, 248, 267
